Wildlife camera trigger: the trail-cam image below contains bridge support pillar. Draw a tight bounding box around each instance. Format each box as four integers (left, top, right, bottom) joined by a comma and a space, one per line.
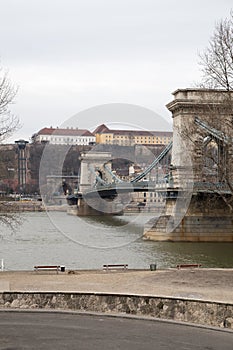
68, 197, 123, 216
144, 89, 233, 242
144, 193, 233, 242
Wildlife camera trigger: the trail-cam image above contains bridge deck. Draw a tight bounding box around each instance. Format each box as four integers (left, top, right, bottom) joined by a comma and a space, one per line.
82, 181, 232, 199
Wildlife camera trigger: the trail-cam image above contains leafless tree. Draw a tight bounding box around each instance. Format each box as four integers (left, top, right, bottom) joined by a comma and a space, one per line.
191, 12, 233, 211
0, 201, 21, 230
0, 67, 19, 141
199, 12, 233, 90
0, 65, 21, 228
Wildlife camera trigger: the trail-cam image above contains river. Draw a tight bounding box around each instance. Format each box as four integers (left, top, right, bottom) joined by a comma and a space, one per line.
0, 211, 233, 270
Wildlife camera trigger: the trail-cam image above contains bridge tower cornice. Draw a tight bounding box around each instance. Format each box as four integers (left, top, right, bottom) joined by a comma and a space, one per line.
167, 88, 233, 118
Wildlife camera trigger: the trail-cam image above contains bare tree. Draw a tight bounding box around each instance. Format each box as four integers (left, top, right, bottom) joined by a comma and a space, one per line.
199, 12, 233, 90
188, 12, 233, 212
0, 65, 21, 228
0, 67, 19, 141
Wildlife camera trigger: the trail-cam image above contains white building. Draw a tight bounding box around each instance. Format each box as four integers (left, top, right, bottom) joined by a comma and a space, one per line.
31, 127, 96, 146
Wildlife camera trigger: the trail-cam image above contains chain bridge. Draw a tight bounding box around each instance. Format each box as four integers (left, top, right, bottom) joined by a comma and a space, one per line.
67, 89, 233, 241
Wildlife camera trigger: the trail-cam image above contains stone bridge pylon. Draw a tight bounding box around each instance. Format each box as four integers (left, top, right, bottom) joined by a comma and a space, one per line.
75, 151, 123, 215
144, 89, 233, 242
79, 151, 112, 193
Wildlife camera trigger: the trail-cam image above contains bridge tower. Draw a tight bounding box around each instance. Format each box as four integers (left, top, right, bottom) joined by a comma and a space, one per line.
79, 151, 112, 193
74, 151, 123, 215
144, 89, 233, 242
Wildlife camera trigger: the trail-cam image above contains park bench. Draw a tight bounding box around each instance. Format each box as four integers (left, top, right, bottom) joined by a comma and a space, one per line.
103, 264, 128, 271
176, 264, 201, 269
34, 265, 61, 274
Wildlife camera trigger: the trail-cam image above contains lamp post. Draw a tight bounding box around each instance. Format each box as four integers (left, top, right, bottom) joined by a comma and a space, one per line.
15, 140, 29, 194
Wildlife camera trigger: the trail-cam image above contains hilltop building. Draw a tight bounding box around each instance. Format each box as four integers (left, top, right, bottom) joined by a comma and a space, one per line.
93, 124, 172, 146
31, 127, 96, 146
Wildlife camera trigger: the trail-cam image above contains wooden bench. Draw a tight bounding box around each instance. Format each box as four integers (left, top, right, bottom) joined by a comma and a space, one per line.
177, 264, 201, 269
34, 265, 61, 274
103, 264, 128, 271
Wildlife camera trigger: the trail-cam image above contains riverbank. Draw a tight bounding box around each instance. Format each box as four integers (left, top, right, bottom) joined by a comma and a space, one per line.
0, 268, 232, 329
1, 268, 232, 303
0, 201, 70, 212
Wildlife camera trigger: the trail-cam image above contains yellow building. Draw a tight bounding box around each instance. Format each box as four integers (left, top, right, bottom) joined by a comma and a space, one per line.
94, 124, 172, 146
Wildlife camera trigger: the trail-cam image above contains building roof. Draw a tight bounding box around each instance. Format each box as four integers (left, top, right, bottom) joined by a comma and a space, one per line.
36, 127, 94, 137
93, 124, 172, 137
93, 124, 110, 134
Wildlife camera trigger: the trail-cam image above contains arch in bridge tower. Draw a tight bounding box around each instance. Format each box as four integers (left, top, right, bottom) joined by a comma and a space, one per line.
202, 138, 226, 182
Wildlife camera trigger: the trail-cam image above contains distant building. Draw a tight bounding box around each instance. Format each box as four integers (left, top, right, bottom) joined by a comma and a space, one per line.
94, 124, 172, 146
31, 127, 96, 146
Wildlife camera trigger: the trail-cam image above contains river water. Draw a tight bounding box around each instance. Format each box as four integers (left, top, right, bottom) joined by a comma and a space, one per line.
0, 211, 233, 270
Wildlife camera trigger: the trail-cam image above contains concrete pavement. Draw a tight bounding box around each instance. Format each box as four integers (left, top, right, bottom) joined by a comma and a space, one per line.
0, 268, 233, 303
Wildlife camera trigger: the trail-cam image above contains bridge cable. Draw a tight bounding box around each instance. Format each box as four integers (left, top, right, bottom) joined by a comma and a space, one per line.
103, 164, 124, 183
89, 165, 108, 187
131, 141, 173, 183
195, 117, 230, 144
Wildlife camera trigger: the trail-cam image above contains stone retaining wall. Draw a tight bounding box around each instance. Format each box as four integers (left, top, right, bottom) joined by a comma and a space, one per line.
0, 292, 233, 329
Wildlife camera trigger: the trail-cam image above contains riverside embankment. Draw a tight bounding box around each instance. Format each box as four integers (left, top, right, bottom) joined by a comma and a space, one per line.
1, 201, 69, 212
0, 268, 232, 329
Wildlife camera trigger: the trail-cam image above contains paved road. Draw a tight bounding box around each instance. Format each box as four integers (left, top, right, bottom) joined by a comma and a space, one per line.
0, 311, 232, 350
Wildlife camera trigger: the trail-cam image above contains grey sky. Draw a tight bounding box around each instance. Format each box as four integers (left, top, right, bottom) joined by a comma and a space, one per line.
0, 0, 232, 141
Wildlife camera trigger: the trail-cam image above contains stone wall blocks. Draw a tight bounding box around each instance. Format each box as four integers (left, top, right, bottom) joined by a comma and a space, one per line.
3, 293, 14, 304
0, 293, 232, 330
224, 317, 233, 328
11, 299, 20, 308
3, 301, 11, 308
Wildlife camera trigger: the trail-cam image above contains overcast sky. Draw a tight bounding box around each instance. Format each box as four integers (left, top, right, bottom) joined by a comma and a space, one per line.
1, 0, 232, 142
